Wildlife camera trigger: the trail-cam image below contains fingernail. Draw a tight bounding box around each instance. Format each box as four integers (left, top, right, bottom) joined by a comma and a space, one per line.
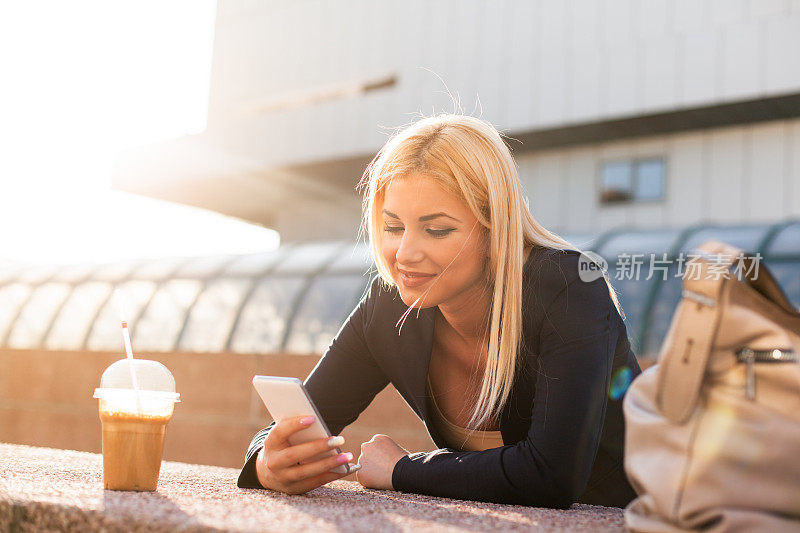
299, 416, 315, 426
348, 463, 362, 473
338, 452, 353, 464
327, 436, 345, 447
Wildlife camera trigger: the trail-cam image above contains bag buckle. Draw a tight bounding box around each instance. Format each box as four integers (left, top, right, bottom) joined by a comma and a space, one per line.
682, 289, 716, 308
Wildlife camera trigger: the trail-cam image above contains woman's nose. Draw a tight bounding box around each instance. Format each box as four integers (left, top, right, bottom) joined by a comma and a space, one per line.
395, 231, 425, 264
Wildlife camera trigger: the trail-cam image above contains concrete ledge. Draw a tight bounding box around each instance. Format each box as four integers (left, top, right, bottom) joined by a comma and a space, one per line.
0, 443, 626, 532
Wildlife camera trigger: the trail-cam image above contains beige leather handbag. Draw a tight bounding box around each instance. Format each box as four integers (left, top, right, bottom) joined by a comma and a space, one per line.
623, 240, 800, 532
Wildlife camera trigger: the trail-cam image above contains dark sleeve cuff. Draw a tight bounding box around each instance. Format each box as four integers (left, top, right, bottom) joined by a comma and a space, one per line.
391, 451, 428, 493
237, 444, 264, 488
237, 425, 271, 489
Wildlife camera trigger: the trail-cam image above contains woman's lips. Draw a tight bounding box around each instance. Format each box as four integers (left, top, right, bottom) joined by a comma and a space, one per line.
399, 271, 435, 287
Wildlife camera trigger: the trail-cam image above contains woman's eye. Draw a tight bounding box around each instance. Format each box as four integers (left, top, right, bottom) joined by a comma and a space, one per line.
383, 226, 454, 238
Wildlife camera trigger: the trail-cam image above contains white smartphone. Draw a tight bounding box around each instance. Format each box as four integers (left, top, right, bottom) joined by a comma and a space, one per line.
252, 375, 356, 475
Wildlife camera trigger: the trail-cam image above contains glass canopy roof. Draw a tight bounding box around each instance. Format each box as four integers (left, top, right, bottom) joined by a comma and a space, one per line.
0, 222, 797, 362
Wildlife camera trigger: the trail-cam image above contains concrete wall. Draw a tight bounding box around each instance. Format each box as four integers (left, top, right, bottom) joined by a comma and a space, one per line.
0, 349, 434, 480
518, 117, 800, 234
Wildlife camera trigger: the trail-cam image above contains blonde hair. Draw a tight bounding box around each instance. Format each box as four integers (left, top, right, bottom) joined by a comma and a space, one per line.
357, 113, 623, 429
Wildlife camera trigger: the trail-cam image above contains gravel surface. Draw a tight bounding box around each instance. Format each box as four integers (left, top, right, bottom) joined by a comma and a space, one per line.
0, 443, 626, 532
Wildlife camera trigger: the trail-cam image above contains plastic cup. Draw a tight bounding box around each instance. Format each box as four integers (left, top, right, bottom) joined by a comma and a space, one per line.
94, 359, 180, 491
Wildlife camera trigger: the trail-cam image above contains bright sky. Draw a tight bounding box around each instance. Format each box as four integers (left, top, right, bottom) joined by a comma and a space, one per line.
0, 1, 279, 265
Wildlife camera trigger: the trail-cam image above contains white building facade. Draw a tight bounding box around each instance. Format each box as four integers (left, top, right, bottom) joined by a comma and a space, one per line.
114, 0, 800, 241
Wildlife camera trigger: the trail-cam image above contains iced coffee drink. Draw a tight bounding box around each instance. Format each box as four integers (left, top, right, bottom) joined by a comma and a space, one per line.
94, 359, 180, 491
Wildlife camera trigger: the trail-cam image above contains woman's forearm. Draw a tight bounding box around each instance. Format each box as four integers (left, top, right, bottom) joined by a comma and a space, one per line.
391, 445, 576, 508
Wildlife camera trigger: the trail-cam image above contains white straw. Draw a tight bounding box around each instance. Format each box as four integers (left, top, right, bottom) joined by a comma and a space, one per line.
115, 289, 142, 413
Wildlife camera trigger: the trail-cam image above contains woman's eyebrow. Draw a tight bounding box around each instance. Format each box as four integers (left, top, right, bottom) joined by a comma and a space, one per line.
382, 209, 461, 223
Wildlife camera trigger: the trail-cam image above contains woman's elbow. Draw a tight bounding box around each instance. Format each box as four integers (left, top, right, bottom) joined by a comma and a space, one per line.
531, 485, 577, 509
503, 444, 590, 508
515, 466, 586, 509
507, 476, 579, 509
550, 481, 584, 509
511, 490, 574, 509
550, 468, 592, 508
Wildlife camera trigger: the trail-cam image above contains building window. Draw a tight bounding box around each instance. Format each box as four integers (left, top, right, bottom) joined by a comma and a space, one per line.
599, 157, 665, 204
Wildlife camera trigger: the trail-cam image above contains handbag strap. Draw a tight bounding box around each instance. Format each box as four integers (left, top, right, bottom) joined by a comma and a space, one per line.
656, 240, 743, 424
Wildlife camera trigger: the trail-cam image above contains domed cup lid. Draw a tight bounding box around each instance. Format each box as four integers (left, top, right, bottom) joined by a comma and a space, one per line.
94, 358, 180, 407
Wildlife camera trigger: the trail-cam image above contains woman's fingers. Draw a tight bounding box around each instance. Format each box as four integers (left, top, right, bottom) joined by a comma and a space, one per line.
282, 451, 353, 483
257, 416, 356, 495
293, 465, 359, 494
265, 415, 316, 449
282, 455, 355, 490
269, 435, 346, 470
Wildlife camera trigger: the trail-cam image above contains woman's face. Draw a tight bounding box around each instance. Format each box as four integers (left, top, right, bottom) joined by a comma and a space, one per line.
380, 172, 489, 309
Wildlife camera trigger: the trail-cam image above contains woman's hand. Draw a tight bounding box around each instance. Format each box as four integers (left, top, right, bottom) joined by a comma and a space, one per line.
255, 415, 357, 495
356, 434, 409, 490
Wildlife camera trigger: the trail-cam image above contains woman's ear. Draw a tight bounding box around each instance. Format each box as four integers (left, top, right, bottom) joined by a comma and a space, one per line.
483, 230, 492, 259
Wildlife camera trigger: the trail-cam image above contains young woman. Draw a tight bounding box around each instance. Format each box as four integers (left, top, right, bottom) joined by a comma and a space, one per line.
237, 114, 641, 508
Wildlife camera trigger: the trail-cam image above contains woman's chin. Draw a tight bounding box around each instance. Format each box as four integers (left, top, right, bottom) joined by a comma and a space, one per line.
398, 289, 436, 308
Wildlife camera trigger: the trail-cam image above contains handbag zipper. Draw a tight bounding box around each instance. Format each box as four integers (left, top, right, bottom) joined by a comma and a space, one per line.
735, 348, 798, 400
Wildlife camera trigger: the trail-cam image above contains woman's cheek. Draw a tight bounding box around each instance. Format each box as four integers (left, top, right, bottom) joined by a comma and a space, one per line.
381, 249, 398, 274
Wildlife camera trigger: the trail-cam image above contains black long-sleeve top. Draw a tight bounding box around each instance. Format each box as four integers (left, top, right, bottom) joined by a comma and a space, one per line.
237, 246, 641, 508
